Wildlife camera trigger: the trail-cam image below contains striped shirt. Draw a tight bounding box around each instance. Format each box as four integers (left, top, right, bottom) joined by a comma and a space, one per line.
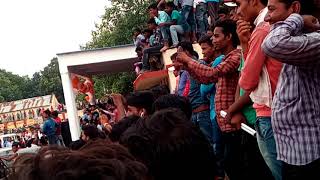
262, 13, 320, 165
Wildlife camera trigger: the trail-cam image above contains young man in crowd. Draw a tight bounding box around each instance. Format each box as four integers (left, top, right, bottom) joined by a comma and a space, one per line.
197, 34, 225, 179
171, 53, 190, 97
52, 110, 65, 147
42, 110, 57, 145
262, 0, 320, 179
142, 18, 163, 72
0, 142, 19, 163
148, 3, 171, 52
176, 20, 246, 179
132, 28, 145, 48
177, 42, 213, 158
126, 91, 155, 118
165, 2, 188, 48
235, 0, 283, 179
81, 124, 100, 142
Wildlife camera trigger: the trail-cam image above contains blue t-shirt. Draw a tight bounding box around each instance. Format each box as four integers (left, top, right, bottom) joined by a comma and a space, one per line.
188, 60, 210, 110
43, 118, 57, 136
200, 55, 224, 120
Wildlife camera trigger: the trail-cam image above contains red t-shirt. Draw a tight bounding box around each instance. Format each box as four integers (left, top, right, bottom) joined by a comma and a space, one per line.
54, 117, 62, 135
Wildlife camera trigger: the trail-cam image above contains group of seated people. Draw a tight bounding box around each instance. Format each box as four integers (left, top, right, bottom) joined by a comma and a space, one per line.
133, 0, 233, 74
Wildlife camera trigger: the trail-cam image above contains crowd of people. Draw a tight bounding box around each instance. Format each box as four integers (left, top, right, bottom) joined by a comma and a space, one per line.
3, 0, 320, 179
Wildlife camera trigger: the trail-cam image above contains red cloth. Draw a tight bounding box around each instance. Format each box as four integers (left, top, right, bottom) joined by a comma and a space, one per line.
182, 79, 190, 97
54, 117, 62, 135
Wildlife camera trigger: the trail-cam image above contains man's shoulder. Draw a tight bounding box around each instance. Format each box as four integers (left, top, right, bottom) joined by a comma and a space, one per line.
253, 22, 271, 35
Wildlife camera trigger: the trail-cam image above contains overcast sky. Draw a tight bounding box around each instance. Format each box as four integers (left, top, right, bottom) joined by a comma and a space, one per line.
0, 0, 111, 77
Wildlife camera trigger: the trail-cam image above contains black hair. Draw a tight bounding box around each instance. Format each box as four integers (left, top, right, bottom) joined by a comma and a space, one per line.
120, 109, 215, 180
39, 136, 48, 146
170, 52, 178, 60
126, 91, 155, 115
109, 115, 140, 142
215, 20, 240, 48
43, 109, 51, 116
135, 46, 143, 52
165, 1, 175, 8
149, 85, 170, 100
153, 94, 192, 120
69, 139, 86, 150
198, 34, 213, 46
178, 41, 199, 59
147, 18, 157, 25
148, 3, 158, 10
51, 110, 59, 118
12, 140, 148, 180
143, 29, 153, 34
82, 125, 100, 140
260, 0, 268, 6
278, 0, 316, 15
133, 28, 141, 33
218, 6, 230, 15
12, 142, 19, 148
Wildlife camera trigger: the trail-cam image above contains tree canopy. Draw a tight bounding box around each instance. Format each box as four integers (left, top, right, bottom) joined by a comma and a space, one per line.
0, 58, 64, 104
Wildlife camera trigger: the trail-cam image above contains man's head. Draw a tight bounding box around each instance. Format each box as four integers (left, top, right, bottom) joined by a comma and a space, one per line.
235, 0, 268, 23
143, 29, 153, 38
147, 18, 157, 30
218, 6, 231, 21
42, 109, 51, 119
126, 91, 155, 117
133, 28, 142, 38
212, 20, 239, 52
178, 41, 199, 59
153, 94, 192, 120
165, 2, 175, 14
81, 125, 99, 142
198, 34, 217, 63
89, 104, 96, 111
135, 46, 143, 58
12, 142, 19, 153
148, 3, 158, 17
264, 0, 300, 24
265, 0, 319, 24
51, 111, 59, 119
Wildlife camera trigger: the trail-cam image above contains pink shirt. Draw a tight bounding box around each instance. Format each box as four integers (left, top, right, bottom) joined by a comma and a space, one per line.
239, 22, 282, 117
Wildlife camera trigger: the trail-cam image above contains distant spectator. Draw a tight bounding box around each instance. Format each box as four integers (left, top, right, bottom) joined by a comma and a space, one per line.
133, 28, 145, 48
142, 18, 163, 72
148, 3, 171, 52
0, 142, 19, 162
52, 111, 65, 147
126, 91, 155, 117
81, 125, 100, 142
42, 109, 58, 145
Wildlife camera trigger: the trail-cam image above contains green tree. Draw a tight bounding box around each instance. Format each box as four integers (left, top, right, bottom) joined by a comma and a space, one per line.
84, 0, 153, 49
38, 58, 65, 103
